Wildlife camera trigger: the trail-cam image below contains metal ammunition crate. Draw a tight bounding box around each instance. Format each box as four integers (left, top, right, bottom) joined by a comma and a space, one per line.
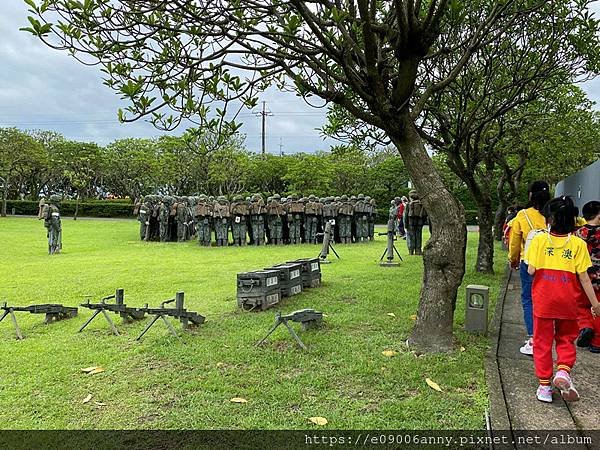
266, 262, 304, 297
287, 258, 322, 288
236, 269, 282, 311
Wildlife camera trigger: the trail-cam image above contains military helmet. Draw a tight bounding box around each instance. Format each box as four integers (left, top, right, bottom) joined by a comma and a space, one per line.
266, 196, 273, 202
299, 197, 307, 203
217, 195, 227, 202
273, 194, 281, 200
365, 196, 371, 201
290, 194, 298, 201
308, 194, 316, 200
199, 194, 207, 200
408, 190, 419, 200
358, 194, 365, 200
233, 194, 242, 202
340, 194, 348, 201
350, 195, 357, 201
394, 196, 401, 203
49, 194, 61, 203
208, 195, 215, 201
334, 196, 341, 202
390, 200, 396, 205
253, 193, 262, 200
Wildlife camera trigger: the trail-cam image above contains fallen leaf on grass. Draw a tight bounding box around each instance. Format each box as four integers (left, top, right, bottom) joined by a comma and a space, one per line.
82, 394, 92, 404
386, 313, 396, 317
410, 315, 417, 321
94, 402, 107, 407
460, 346, 466, 352
382, 350, 397, 357
309, 417, 328, 426
230, 397, 248, 404
81, 366, 104, 375
425, 378, 443, 392
216, 362, 226, 368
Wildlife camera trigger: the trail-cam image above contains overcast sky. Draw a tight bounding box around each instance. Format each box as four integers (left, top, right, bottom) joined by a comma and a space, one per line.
2, 1, 600, 155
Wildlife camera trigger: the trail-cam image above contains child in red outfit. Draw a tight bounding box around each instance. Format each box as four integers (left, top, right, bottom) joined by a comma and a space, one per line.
525, 196, 600, 403
575, 200, 600, 352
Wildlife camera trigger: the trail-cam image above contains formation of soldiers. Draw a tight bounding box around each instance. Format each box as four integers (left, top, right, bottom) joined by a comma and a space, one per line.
134, 194, 378, 246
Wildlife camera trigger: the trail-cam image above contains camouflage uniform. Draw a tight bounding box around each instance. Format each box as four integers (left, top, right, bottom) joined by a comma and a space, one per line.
337, 195, 354, 244
42, 194, 62, 254
213, 196, 230, 246
159, 196, 173, 242
354, 194, 368, 242
195, 194, 213, 246
266, 194, 285, 245
175, 197, 190, 242
230, 194, 249, 246
304, 194, 320, 244
286, 195, 304, 244
249, 194, 266, 245
366, 196, 376, 241
134, 196, 149, 241
403, 190, 427, 255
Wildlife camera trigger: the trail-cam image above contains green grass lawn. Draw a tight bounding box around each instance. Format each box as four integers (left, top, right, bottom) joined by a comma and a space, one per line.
0, 217, 505, 430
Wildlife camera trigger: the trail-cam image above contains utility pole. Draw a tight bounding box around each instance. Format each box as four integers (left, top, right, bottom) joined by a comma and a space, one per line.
254, 101, 273, 155
279, 137, 283, 156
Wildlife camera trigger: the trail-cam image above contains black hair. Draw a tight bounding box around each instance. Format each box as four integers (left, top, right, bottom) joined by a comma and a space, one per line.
528, 180, 551, 211
582, 200, 600, 221
542, 196, 577, 234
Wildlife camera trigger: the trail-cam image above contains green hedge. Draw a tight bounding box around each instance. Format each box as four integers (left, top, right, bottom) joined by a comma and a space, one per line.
4, 200, 134, 218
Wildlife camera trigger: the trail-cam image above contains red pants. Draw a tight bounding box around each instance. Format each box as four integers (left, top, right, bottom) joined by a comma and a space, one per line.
533, 316, 578, 382
577, 291, 600, 348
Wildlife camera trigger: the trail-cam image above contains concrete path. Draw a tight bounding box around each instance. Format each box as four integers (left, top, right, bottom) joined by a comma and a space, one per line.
487, 269, 600, 448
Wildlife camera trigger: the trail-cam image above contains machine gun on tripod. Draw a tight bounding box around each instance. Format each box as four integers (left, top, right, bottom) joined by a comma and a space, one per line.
136, 292, 205, 341
78, 288, 146, 336
1, 302, 78, 340
378, 219, 403, 267
316, 220, 339, 264
257, 308, 323, 350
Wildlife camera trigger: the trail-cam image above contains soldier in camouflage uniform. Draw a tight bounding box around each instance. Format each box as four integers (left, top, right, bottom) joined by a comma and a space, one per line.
286, 195, 303, 244
366, 196, 376, 241
354, 194, 368, 242
249, 193, 266, 245
304, 194, 320, 244
230, 194, 249, 246
213, 196, 230, 246
186, 197, 196, 240
175, 197, 189, 242
134, 196, 149, 241
41, 194, 62, 254
195, 194, 213, 246
337, 195, 354, 244
158, 196, 172, 242
266, 194, 285, 245
322, 197, 336, 243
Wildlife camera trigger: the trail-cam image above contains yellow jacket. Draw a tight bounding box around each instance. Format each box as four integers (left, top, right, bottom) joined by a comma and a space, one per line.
508, 207, 547, 263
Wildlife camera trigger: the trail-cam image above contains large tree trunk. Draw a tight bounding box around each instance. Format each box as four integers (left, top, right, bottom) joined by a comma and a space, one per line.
476, 202, 495, 273
391, 119, 467, 353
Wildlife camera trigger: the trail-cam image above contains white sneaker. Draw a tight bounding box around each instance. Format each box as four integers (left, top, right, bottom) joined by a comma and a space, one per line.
553, 370, 580, 402
519, 338, 533, 356
536, 385, 553, 403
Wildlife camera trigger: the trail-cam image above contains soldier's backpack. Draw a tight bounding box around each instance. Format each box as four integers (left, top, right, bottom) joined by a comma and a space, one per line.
522, 210, 546, 264
408, 200, 427, 219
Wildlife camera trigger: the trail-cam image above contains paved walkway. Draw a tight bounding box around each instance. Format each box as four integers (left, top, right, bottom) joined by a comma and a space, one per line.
487, 269, 600, 448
